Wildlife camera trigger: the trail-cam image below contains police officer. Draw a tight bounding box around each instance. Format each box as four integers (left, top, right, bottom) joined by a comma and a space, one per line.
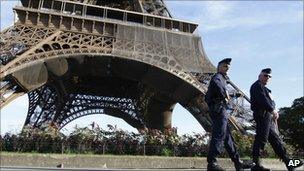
205, 58, 253, 171
250, 68, 303, 171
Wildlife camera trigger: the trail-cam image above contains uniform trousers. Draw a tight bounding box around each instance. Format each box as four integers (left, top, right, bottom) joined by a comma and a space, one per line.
207, 108, 240, 164
252, 111, 288, 161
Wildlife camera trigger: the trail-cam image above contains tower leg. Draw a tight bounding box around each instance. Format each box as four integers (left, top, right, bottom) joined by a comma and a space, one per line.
24, 85, 59, 129
145, 97, 176, 130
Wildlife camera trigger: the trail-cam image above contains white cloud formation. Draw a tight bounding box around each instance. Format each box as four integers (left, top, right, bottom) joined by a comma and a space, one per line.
204, 1, 235, 20
205, 10, 301, 32
185, 1, 303, 33
1, 1, 19, 30
1, 95, 28, 134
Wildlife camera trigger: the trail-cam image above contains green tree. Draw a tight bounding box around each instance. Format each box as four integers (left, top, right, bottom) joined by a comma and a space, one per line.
278, 97, 304, 150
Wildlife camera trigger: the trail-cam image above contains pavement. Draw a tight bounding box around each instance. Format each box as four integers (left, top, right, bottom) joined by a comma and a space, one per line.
1, 166, 304, 171
1, 153, 304, 170
0, 167, 238, 171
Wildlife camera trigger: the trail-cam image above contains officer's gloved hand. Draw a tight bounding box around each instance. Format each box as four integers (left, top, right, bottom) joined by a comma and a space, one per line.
229, 92, 242, 98
235, 92, 242, 97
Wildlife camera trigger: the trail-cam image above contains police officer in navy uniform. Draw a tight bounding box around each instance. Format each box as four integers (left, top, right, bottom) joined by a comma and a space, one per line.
250, 68, 303, 171
205, 58, 253, 171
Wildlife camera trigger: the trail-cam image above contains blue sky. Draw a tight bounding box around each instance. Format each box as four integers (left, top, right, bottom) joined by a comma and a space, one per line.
1, 1, 303, 135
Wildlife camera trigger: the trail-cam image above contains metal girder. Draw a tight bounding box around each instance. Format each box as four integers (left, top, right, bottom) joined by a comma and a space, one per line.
0, 0, 254, 134
23, 82, 162, 130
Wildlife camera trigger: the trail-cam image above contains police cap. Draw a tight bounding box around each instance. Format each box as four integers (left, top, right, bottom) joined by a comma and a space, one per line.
261, 68, 272, 77
218, 58, 232, 66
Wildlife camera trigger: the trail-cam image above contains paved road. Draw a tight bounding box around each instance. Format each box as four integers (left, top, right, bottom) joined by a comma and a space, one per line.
1, 167, 209, 171
0, 167, 241, 171
2, 166, 303, 171
0, 165, 295, 171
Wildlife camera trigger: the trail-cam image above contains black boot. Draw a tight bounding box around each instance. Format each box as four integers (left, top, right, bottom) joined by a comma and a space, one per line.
234, 159, 255, 171
251, 165, 271, 171
251, 157, 271, 171
207, 163, 225, 171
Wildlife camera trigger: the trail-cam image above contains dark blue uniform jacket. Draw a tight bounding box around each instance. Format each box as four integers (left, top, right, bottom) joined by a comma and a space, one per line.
250, 80, 275, 112
205, 73, 228, 105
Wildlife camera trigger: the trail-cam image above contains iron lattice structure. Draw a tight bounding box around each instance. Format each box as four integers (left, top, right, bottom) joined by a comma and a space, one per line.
1, 0, 253, 133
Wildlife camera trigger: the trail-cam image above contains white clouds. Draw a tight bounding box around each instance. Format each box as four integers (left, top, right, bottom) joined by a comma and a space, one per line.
1, 1, 19, 30
194, 2, 303, 33
168, 1, 302, 33
204, 1, 235, 20
172, 104, 205, 135
0, 95, 28, 135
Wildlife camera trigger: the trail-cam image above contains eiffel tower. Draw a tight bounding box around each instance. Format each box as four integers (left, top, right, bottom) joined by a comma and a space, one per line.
0, 0, 253, 133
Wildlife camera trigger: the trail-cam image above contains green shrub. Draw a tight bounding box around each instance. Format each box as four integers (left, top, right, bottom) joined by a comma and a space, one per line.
0, 124, 296, 158
161, 147, 173, 156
